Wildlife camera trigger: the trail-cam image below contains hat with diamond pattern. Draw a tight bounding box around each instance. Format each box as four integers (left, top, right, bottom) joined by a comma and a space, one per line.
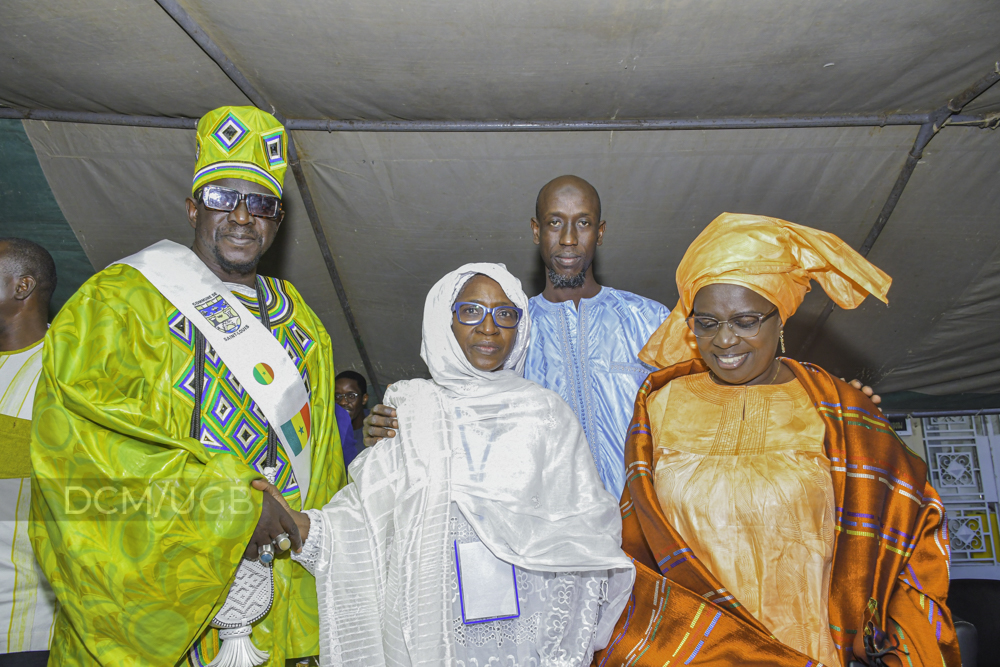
192, 106, 287, 197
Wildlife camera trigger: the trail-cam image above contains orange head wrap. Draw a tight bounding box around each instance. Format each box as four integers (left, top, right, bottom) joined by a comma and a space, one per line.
638, 212, 892, 368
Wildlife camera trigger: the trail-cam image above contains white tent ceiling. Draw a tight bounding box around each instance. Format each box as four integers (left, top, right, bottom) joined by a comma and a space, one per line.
3, 0, 999, 399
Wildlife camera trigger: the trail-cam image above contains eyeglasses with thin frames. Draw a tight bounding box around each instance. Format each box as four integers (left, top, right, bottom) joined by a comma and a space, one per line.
685, 308, 779, 339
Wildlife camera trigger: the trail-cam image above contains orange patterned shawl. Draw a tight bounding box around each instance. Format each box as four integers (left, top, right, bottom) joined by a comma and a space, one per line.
594, 359, 959, 667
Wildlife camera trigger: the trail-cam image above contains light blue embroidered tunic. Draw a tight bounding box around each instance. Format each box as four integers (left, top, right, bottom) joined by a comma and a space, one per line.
524, 287, 670, 498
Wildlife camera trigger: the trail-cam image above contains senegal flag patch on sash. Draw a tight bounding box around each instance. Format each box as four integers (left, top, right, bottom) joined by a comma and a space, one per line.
280, 404, 311, 455
253, 362, 274, 385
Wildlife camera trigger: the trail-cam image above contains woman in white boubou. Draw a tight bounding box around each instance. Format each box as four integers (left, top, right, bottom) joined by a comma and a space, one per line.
270, 263, 634, 667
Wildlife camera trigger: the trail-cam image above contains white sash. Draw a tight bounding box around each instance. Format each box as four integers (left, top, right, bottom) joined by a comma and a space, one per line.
114, 240, 312, 502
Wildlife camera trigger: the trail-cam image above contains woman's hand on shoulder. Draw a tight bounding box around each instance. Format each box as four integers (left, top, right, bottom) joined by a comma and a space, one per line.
364, 404, 398, 448
845, 378, 881, 409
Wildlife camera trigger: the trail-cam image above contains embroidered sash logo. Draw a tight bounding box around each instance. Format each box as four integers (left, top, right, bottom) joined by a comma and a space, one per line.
194, 293, 242, 334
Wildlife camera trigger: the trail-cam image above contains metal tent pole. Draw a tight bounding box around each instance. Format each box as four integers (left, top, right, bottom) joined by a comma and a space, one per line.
152, 0, 385, 399
796, 61, 1000, 358
4, 106, 992, 132
885, 408, 1000, 418
285, 114, 932, 131
0, 109, 198, 128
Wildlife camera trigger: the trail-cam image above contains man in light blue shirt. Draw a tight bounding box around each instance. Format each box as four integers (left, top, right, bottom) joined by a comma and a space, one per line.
524, 175, 669, 497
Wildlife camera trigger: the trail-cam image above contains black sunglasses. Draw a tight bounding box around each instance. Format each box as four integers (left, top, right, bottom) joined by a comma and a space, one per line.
198, 184, 282, 220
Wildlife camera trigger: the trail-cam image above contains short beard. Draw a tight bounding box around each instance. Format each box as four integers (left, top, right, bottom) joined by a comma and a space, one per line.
212, 241, 263, 276
547, 268, 587, 289
211, 227, 264, 275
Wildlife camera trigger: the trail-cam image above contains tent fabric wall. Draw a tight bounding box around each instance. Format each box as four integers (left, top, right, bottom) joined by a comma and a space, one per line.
0, 1, 249, 116
293, 125, 918, 381
177, 0, 1000, 120
22, 117, 1000, 396
4, 0, 999, 400
0, 119, 93, 314
822, 127, 1000, 395
869, 127, 1000, 395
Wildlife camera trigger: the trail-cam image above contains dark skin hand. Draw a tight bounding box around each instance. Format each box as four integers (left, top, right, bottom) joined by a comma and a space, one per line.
186, 177, 284, 288
245, 479, 303, 560
255, 480, 311, 551
364, 406, 398, 447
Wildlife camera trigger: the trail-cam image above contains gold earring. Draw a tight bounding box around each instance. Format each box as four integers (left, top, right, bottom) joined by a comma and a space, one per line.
780, 330, 786, 355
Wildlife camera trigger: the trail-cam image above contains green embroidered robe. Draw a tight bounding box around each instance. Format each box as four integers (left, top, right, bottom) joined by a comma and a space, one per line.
29, 263, 346, 666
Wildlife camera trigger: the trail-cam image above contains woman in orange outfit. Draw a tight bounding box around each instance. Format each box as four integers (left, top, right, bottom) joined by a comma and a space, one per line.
594, 213, 958, 667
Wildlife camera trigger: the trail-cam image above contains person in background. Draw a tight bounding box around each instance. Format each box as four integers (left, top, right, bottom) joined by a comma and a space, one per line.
522, 175, 670, 496
334, 403, 360, 466
0, 238, 58, 667
335, 370, 369, 448
29, 106, 345, 666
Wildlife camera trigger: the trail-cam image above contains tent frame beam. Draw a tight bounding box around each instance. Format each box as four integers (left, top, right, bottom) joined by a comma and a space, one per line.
796, 61, 1000, 359
885, 408, 1000, 418
1, 107, 994, 131
152, 0, 385, 399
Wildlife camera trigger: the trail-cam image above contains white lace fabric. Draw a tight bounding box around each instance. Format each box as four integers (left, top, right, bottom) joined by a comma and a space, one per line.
307, 264, 634, 667
291, 509, 325, 575
448, 503, 611, 667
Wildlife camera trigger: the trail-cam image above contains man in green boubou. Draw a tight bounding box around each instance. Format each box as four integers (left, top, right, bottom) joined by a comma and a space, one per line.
30, 106, 346, 666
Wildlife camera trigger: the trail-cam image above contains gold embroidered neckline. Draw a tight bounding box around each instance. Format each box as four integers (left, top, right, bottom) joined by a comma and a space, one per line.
686, 371, 804, 406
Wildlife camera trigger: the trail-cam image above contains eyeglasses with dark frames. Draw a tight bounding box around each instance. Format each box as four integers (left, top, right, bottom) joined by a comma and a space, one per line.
198, 184, 282, 220
452, 302, 523, 328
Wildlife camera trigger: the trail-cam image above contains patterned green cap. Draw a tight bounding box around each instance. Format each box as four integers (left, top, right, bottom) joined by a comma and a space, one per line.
193, 106, 287, 197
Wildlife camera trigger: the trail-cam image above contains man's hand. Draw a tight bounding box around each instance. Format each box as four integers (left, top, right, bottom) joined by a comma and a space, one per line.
251, 478, 311, 547
364, 404, 398, 448
244, 479, 303, 560
846, 379, 881, 407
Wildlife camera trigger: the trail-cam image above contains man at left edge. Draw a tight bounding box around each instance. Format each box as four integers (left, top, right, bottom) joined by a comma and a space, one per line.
29, 106, 347, 666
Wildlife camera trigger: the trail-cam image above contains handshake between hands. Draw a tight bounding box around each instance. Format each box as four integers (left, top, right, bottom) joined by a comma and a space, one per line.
244, 478, 311, 561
